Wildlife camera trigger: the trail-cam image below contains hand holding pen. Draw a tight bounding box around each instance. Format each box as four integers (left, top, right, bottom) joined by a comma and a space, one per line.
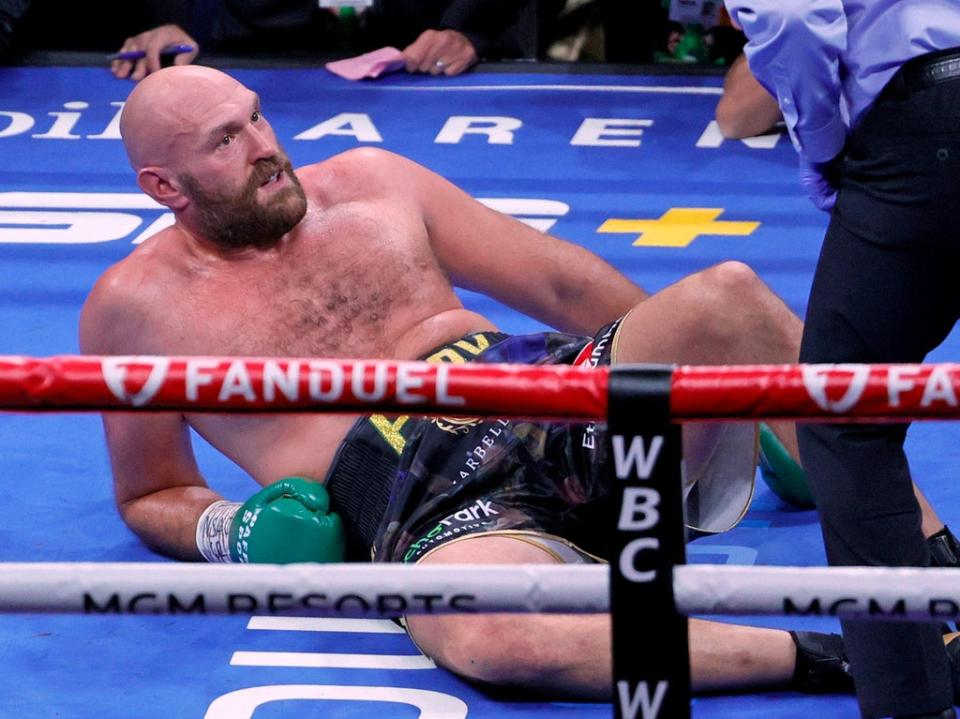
111, 24, 199, 82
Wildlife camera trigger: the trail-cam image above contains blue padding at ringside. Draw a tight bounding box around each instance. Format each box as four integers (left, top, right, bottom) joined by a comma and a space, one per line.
1, 64, 958, 718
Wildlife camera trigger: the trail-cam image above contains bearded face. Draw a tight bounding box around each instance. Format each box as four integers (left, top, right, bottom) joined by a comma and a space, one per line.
179, 154, 308, 250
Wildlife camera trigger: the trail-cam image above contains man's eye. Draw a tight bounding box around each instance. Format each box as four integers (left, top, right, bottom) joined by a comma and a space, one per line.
221, 135, 233, 146
251, 110, 261, 122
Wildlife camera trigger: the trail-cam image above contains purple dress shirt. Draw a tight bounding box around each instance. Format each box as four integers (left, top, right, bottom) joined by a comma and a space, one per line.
725, 0, 960, 163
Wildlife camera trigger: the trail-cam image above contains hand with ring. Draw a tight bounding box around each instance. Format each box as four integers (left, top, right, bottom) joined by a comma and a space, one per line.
402, 29, 478, 76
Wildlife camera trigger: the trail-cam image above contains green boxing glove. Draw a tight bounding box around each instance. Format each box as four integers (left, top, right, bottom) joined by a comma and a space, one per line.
758, 423, 815, 509
195, 477, 345, 564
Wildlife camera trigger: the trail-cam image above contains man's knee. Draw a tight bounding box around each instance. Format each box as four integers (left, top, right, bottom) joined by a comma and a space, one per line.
683, 261, 766, 339
698, 261, 763, 305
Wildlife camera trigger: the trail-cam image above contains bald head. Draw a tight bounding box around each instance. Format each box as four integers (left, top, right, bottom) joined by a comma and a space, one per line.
118, 66, 305, 249
120, 66, 248, 171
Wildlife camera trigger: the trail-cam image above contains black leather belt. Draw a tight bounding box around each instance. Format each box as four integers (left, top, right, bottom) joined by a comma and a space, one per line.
897, 46, 960, 93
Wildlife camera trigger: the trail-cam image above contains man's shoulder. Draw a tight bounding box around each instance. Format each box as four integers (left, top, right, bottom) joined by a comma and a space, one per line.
100, 227, 182, 292
295, 148, 424, 202
78, 231, 182, 353
299, 147, 410, 175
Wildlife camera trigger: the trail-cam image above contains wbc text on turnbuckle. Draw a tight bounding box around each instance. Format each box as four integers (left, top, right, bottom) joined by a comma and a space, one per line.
609, 433, 671, 719
606, 364, 689, 719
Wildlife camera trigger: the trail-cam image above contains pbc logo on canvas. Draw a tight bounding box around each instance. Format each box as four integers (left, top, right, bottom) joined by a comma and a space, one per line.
101, 357, 170, 406
801, 364, 870, 413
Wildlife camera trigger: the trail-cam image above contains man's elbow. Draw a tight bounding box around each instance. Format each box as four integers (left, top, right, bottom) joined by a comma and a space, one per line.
116, 494, 198, 562
715, 99, 780, 139
116, 495, 154, 547
716, 101, 755, 139
716, 101, 745, 139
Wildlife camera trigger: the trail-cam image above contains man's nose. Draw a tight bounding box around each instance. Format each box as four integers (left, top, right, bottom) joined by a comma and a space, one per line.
248, 124, 278, 161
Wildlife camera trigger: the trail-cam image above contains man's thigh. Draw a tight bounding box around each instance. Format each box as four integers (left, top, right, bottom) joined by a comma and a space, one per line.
405, 532, 569, 659
611, 261, 801, 367
404, 533, 610, 695
801, 216, 960, 365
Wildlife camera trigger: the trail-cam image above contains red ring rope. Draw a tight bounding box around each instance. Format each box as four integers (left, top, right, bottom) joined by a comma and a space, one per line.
671, 363, 960, 420
0, 355, 607, 419
1, 356, 959, 421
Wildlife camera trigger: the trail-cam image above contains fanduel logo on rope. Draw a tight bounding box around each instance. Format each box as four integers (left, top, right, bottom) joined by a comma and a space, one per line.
801, 364, 960, 415
801, 365, 869, 413
99, 358, 467, 409
101, 357, 171, 407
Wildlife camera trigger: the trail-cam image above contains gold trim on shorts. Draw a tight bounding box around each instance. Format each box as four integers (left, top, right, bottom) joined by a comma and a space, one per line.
609, 310, 631, 365
413, 528, 605, 566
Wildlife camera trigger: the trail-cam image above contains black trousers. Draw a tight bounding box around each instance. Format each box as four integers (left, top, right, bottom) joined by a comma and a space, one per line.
798, 53, 960, 717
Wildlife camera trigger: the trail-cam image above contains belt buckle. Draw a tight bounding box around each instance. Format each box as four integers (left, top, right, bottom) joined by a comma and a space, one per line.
924, 56, 960, 86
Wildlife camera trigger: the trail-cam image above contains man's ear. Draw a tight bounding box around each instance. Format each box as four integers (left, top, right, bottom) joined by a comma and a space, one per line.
137, 167, 189, 210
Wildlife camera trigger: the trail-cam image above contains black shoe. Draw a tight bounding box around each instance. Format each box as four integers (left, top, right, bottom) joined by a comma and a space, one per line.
789, 630, 855, 693
928, 527, 960, 633
928, 526, 960, 568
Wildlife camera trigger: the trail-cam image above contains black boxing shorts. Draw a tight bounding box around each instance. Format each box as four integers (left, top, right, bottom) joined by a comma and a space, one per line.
325, 317, 757, 565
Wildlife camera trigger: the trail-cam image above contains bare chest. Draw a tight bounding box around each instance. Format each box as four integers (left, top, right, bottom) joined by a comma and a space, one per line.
165, 204, 449, 359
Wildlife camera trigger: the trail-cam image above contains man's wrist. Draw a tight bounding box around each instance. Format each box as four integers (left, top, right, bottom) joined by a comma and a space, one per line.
195, 500, 240, 563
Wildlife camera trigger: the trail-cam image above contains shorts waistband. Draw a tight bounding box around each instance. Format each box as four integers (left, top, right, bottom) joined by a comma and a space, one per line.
326, 429, 402, 560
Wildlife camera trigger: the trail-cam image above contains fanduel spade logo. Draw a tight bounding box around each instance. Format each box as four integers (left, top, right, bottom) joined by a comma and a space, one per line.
802, 364, 870, 413
102, 357, 171, 406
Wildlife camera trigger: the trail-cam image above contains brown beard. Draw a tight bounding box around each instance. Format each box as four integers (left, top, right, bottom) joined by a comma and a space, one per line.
179, 156, 308, 250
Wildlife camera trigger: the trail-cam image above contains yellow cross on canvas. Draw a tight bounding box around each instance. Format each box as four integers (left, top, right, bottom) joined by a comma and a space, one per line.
598, 208, 760, 248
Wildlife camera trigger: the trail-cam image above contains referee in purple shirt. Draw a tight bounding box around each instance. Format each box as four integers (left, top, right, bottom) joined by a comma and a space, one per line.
725, 1, 960, 717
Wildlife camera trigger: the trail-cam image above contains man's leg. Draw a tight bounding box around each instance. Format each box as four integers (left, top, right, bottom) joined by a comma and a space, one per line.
611, 260, 801, 368
608, 260, 951, 535
798, 217, 959, 716
795, 89, 960, 716
405, 534, 796, 698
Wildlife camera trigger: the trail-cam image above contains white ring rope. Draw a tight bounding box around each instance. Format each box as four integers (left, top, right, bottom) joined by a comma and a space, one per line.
673, 565, 960, 621
4, 563, 960, 622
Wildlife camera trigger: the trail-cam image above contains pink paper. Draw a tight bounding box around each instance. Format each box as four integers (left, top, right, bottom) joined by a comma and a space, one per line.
326, 47, 406, 81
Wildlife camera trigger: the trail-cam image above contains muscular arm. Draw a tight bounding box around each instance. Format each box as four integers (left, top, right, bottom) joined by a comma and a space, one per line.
79, 268, 216, 561
715, 54, 782, 139
348, 149, 647, 336
102, 412, 215, 561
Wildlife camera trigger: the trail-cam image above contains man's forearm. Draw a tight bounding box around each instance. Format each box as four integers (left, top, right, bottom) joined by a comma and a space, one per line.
542, 244, 647, 336
716, 54, 782, 139
118, 485, 223, 561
